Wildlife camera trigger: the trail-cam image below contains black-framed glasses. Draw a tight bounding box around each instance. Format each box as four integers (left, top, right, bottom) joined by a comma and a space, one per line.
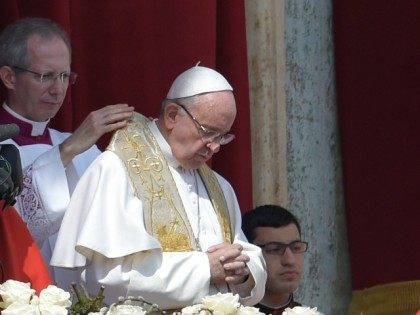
257, 241, 308, 256
175, 102, 235, 145
12, 65, 77, 85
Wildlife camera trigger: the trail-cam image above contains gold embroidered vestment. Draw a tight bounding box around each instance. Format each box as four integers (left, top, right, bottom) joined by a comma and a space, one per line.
107, 113, 232, 251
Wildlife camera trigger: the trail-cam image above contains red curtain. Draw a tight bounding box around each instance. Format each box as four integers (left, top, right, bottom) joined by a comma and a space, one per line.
334, 1, 420, 289
0, 0, 253, 211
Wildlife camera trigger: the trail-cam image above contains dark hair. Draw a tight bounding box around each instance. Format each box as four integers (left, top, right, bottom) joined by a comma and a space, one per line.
0, 17, 71, 68
242, 204, 301, 242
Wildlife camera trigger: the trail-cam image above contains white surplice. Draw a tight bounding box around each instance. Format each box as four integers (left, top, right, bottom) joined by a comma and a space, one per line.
51, 120, 266, 309
1, 104, 101, 288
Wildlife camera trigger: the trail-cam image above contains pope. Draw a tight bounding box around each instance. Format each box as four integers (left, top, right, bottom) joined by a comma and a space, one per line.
51, 65, 267, 310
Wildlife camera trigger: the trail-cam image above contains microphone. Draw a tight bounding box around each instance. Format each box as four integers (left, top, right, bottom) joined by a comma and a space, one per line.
0, 124, 19, 142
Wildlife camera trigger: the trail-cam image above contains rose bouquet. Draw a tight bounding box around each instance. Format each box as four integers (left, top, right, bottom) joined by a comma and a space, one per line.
0, 280, 320, 315
0, 279, 71, 314
177, 293, 321, 315
178, 292, 263, 315
0, 280, 159, 315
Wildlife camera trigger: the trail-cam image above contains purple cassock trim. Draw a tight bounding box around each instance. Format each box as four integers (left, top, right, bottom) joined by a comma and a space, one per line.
0, 106, 52, 145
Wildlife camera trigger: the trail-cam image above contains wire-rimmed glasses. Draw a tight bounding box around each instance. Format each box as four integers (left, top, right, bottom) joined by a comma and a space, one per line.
12, 65, 77, 85
175, 102, 235, 145
256, 241, 308, 256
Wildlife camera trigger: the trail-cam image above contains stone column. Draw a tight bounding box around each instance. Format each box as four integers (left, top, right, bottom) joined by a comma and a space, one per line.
245, 0, 288, 207
245, 0, 351, 313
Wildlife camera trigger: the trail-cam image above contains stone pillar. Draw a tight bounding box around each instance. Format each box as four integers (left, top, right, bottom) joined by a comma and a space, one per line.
245, 0, 288, 207
245, 0, 351, 313
285, 1, 351, 312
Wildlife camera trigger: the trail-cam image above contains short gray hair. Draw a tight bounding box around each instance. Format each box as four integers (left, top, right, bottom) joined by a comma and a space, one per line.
0, 17, 71, 68
160, 94, 201, 114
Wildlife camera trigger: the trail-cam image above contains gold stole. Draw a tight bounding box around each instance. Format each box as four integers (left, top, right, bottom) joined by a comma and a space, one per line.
107, 113, 233, 251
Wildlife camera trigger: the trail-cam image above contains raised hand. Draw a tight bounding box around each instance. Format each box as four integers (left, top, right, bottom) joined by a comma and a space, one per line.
59, 104, 134, 166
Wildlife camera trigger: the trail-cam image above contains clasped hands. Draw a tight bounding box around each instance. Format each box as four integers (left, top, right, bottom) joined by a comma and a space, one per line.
207, 243, 250, 286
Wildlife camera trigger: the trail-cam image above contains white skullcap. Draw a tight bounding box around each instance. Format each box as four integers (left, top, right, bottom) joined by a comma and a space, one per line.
166, 65, 233, 99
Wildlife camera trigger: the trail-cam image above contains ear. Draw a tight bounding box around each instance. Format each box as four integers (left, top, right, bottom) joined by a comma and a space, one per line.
163, 102, 180, 130
0, 66, 16, 90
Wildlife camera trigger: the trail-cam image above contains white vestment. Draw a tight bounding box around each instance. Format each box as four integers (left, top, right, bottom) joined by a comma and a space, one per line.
51, 120, 266, 309
1, 104, 100, 287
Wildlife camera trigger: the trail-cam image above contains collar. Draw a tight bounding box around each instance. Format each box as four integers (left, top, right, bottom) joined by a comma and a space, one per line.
2, 103, 50, 136
148, 119, 180, 169
1, 103, 52, 145
259, 294, 294, 310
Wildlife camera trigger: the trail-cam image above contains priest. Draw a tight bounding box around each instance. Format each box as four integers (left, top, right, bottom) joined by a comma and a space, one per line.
0, 17, 134, 287
52, 65, 267, 310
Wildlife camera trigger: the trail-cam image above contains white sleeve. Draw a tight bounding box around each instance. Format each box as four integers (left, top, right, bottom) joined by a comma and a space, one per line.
214, 172, 267, 306
84, 250, 212, 310
230, 239, 267, 306
52, 151, 162, 269
15, 144, 100, 247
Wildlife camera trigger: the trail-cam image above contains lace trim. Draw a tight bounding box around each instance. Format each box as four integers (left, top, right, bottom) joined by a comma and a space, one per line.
15, 165, 59, 247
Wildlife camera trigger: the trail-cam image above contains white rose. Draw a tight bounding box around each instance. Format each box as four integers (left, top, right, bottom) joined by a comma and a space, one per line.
38, 303, 69, 315
0, 280, 35, 308
107, 304, 146, 315
88, 307, 109, 315
201, 292, 240, 315
181, 303, 207, 315
237, 306, 265, 315
0, 302, 40, 315
282, 306, 320, 315
39, 285, 72, 307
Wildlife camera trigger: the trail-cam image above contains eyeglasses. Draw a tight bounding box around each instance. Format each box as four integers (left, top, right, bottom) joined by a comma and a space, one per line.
176, 102, 235, 145
12, 66, 77, 85
256, 241, 308, 256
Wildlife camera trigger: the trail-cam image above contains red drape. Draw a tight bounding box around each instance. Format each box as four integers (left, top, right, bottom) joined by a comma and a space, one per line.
334, 1, 420, 289
0, 0, 253, 211
0, 202, 52, 293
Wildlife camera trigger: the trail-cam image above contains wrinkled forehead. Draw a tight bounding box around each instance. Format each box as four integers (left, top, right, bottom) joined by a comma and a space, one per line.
193, 91, 236, 127
193, 91, 236, 112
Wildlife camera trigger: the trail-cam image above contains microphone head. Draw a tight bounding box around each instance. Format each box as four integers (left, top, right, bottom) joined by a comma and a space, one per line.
0, 124, 20, 142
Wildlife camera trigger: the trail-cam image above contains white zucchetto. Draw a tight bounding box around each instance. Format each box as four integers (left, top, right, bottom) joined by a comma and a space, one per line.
166, 65, 233, 99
